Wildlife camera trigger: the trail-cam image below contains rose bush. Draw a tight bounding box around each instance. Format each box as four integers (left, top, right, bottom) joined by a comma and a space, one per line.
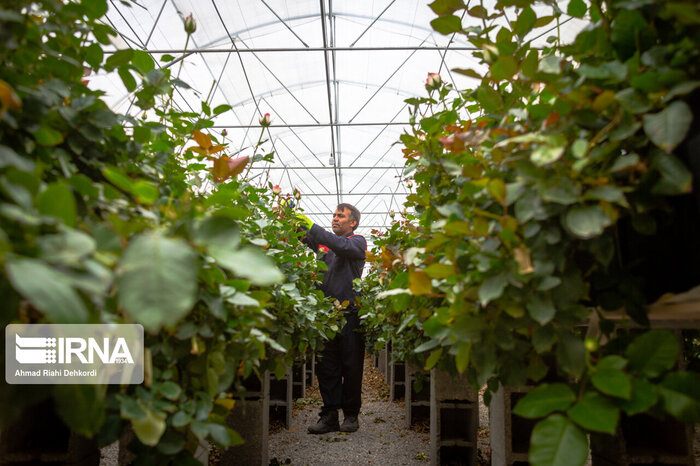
360, 0, 700, 464
0, 0, 340, 461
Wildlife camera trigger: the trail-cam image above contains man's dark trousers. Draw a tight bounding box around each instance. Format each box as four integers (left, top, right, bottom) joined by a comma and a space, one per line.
317, 311, 365, 417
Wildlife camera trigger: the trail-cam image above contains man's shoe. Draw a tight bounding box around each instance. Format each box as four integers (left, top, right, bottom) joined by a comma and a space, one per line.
307, 411, 339, 434
339, 415, 359, 433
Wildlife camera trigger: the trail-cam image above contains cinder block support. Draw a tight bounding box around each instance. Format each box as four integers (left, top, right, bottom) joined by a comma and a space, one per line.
591, 413, 694, 465
378, 347, 388, 377
268, 367, 293, 429
305, 352, 315, 387
384, 341, 392, 385
405, 363, 430, 429
430, 369, 478, 466
222, 372, 270, 466
489, 386, 534, 466
0, 399, 100, 465
390, 359, 406, 401
292, 360, 306, 399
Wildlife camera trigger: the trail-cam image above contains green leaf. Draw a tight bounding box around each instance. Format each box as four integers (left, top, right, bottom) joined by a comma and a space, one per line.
85, 43, 104, 69
476, 85, 503, 112
529, 414, 588, 466
619, 377, 658, 415
521, 50, 539, 78
583, 186, 627, 206
643, 101, 693, 152
37, 182, 77, 227
651, 152, 693, 195
81, 0, 108, 20
414, 339, 440, 353
194, 216, 241, 250
33, 126, 64, 146
611, 9, 653, 60
567, 0, 586, 18
118, 395, 146, 420
597, 355, 628, 371
490, 56, 518, 81
6, 259, 89, 322
131, 409, 166, 447
556, 334, 585, 377
626, 330, 679, 378
526, 294, 556, 325
213, 104, 232, 115
424, 263, 455, 278
658, 371, 700, 423
131, 50, 155, 73
531, 144, 565, 166
118, 67, 136, 92
106, 49, 133, 69
478, 273, 508, 305
102, 165, 133, 193
159, 381, 181, 400
157, 430, 185, 455
566, 391, 619, 434
429, 0, 465, 16
514, 6, 536, 37
209, 246, 284, 286
538, 55, 561, 74
54, 385, 105, 436
532, 326, 556, 353
118, 233, 198, 332
430, 15, 462, 35
207, 423, 231, 446
171, 411, 192, 428
512, 384, 576, 419
424, 348, 443, 370
592, 369, 631, 399
131, 180, 159, 204
616, 88, 651, 114
455, 342, 471, 373
39, 227, 96, 265
563, 205, 612, 239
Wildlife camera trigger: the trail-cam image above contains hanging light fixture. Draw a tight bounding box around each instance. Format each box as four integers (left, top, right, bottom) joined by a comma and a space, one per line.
328, 153, 335, 166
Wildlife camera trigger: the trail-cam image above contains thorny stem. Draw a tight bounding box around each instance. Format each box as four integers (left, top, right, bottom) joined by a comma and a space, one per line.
244, 127, 266, 180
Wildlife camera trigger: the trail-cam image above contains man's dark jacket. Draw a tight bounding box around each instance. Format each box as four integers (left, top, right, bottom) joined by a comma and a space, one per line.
302, 224, 366, 309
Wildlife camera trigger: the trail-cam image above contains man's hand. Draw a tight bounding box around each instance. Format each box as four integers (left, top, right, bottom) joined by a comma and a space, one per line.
295, 213, 313, 229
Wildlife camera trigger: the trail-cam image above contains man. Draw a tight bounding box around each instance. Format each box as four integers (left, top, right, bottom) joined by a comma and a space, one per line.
295, 203, 367, 434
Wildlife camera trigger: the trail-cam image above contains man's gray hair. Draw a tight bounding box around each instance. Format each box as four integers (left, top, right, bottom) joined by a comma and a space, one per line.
337, 203, 361, 231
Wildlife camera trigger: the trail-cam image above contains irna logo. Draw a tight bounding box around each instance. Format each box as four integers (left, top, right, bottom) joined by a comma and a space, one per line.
15, 334, 134, 365
6, 324, 144, 385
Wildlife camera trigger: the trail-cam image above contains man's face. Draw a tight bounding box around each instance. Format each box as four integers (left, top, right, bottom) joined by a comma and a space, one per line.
331, 208, 356, 236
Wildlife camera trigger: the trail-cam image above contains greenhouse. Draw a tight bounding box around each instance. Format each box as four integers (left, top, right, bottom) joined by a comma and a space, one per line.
0, 0, 698, 465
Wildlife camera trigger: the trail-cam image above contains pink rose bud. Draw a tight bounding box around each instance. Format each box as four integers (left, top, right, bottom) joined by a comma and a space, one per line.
221, 129, 228, 137
259, 113, 271, 127
389, 210, 395, 219
425, 72, 441, 91
293, 188, 301, 200
184, 14, 196, 35
272, 185, 282, 195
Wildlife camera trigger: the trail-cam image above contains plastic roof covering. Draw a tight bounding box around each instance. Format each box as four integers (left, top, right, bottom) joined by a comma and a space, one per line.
91, 0, 589, 237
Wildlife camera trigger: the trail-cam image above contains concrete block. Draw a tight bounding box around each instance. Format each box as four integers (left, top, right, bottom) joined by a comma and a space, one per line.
221, 372, 269, 466
489, 386, 535, 466
268, 367, 292, 428
405, 363, 430, 429
292, 361, 306, 399
390, 359, 405, 401
0, 399, 99, 465
430, 369, 479, 466
591, 413, 694, 465
305, 352, 315, 387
